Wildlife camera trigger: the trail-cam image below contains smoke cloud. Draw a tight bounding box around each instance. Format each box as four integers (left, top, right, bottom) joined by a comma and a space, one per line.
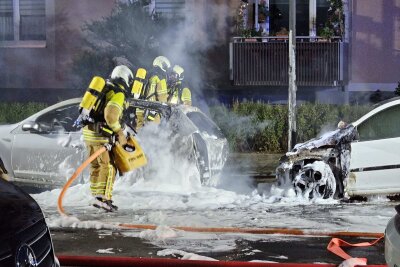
156, 0, 232, 92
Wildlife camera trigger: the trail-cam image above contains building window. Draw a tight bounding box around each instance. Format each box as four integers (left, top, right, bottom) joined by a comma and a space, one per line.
152, 0, 186, 19
316, 0, 329, 34
0, 0, 46, 42
269, 0, 312, 36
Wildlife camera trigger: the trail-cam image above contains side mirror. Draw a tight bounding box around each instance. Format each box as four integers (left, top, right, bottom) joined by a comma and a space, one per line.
22, 122, 49, 133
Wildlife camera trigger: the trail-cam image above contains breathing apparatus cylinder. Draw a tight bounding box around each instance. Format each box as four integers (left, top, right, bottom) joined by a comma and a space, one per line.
79, 76, 106, 116
112, 135, 147, 174
131, 68, 147, 99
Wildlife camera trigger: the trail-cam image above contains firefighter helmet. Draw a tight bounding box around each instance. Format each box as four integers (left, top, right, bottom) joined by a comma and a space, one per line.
110, 65, 134, 88
172, 65, 184, 81
152, 56, 171, 72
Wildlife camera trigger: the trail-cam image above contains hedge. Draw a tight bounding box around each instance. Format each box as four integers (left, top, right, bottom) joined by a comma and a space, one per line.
210, 101, 372, 153
0, 102, 48, 124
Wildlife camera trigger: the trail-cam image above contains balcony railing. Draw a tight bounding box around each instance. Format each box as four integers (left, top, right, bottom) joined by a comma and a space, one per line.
230, 37, 345, 87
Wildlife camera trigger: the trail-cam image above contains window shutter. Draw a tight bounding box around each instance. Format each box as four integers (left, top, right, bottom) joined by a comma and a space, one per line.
0, 0, 14, 40
20, 0, 46, 40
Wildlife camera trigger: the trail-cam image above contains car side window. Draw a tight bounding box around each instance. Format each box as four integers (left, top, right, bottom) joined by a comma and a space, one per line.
36, 104, 80, 133
357, 104, 400, 141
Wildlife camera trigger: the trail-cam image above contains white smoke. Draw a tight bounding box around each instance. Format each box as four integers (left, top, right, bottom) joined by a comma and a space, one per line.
156, 0, 232, 91
123, 121, 202, 193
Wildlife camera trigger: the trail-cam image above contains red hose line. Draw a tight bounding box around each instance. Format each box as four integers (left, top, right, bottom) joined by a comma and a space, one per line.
57, 255, 387, 267
118, 223, 383, 238
57, 255, 336, 267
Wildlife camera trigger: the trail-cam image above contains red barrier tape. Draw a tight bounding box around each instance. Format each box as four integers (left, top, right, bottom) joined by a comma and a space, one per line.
57, 255, 387, 267
327, 236, 384, 261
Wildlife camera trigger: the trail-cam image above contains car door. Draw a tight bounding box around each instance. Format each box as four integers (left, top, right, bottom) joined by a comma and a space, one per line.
11, 103, 85, 187
348, 104, 400, 196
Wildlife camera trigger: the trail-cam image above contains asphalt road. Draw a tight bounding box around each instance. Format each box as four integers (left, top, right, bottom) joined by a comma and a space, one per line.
51, 228, 385, 265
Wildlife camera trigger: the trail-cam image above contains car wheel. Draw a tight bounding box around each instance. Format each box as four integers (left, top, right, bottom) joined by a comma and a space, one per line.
293, 161, 336, 199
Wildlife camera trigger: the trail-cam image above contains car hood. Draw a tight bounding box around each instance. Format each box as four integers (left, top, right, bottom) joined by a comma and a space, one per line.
0, 123, 19, 133
288, 125, 357, 155
0, 179, 43, 241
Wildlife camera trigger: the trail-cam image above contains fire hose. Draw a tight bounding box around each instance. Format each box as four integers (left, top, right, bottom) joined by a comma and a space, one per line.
57, 146, 108, 216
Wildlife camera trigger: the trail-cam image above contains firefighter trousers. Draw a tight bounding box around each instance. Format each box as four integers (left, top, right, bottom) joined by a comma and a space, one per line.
85, 142, 117, 201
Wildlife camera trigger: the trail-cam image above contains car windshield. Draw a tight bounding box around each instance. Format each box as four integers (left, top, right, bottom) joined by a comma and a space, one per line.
186, 111, 225, 139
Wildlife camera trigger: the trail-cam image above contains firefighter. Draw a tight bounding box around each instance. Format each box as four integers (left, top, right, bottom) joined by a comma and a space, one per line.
82, 65, 133, 212
135, 56, 171, 130
166, 65, 192, 106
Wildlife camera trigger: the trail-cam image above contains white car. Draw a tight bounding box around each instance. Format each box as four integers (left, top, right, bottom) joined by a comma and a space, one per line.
0, 98, 228, 191
277, 97, 400, 199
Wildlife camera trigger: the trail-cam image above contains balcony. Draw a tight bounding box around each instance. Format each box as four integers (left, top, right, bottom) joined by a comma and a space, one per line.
229, 37, 345, 87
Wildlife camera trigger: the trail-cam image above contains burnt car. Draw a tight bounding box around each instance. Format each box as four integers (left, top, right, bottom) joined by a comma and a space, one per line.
276, 97, 400, 199
0, 178, 59, 266
0, 98, 228, 190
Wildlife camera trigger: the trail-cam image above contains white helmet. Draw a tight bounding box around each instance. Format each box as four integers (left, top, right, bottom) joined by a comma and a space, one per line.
110, 65, 134, 88
152, 56, 171, 72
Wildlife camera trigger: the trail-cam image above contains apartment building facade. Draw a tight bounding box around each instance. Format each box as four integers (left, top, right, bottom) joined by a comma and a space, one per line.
0, 0, 398, 103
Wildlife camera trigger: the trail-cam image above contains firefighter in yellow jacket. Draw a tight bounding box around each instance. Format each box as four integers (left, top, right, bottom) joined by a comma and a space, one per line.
135, 56, 171, 130
166, 65, 192, 106
82, 65, 133, 212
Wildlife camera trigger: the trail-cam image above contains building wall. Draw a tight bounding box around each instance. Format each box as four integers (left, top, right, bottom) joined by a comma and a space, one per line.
0, 0, 115, 90
349, 0, 400, 92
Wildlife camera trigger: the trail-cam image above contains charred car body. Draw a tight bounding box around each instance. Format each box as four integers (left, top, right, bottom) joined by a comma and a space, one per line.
277, 98, 400, 199
0, 98, 228, 190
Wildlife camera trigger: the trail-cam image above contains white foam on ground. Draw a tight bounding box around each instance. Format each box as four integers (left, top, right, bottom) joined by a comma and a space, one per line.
96, 248, 115, 254
157, 249, 218, 261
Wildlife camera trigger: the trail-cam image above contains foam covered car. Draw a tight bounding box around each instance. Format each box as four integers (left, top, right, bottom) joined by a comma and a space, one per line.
0, 98, 228, 190
276, 97, 400, 199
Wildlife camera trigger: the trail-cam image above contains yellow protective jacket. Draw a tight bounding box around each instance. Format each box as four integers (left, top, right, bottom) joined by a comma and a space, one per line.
135, 72, 167, 128
167, 82, 192, 106
83, 81, 126, 144
145, 74, 168, 102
